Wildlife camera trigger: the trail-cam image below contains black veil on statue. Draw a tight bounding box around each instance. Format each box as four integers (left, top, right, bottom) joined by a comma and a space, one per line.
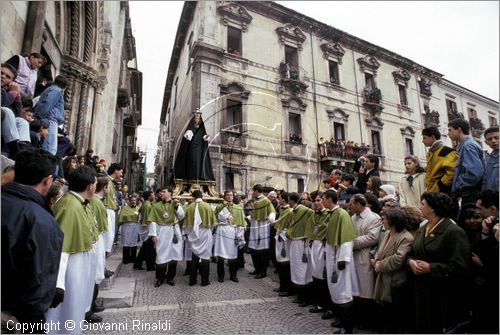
173, 112, 215, 181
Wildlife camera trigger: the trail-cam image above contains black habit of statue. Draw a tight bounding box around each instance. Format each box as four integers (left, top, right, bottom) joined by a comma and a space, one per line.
174, 114, 215, 181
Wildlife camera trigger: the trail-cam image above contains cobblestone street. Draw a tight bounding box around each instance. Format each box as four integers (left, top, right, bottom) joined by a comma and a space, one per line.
90, 254, 337, 334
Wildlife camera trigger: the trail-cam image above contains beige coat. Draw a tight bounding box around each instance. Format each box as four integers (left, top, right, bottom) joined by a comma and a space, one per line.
373, 229, 414, 303
352, 208, 382, 299
399, 172, 426, 207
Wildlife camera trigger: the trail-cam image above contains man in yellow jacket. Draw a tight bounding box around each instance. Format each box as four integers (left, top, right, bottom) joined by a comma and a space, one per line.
422, 127, 457, 194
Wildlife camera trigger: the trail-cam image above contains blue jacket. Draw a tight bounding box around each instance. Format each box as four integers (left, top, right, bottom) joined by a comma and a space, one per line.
1, 182, 63, 322
482, 149, 499, 192
452, 136, 485, 194
34, 84, 65, 124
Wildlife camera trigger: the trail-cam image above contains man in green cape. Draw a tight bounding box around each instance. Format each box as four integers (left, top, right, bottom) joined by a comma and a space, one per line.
249, 184, 276, 279
322, 190, 359, 334
214, 190, 247, 282
184, 190, 216, 286
287, 192, 315, 307
273, 192, 294, 296
134, 190, 156, 271
46, 165, 100, 332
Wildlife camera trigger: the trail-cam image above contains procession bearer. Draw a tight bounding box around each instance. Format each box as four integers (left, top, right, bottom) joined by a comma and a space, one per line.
147, 187, 185, 287
249, 184, 276, 279
119, 195, 140, 264
273, 192, 294, 295
287, 192, 315, 307
322, 190, 359, 334
214, 190, 247, 282
184, 190, 216, 286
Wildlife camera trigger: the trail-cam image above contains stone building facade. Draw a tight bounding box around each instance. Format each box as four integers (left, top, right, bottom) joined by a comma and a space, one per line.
1, 1, 144, 191
155, 1, 499, 194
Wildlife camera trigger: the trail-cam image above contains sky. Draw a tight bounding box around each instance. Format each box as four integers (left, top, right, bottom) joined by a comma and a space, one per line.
129, 1, 499, 172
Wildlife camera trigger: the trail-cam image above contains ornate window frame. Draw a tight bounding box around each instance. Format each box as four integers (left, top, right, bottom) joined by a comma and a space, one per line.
320, 42, 345, 64
217, 3, 253, 32
219, 82, 251, 147
357, 54, 380, 76
326, 108, 349, 139
276, 23, 307, 51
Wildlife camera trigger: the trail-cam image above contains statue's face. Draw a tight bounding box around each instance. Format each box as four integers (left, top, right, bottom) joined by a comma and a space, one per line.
194, 113, 201, 125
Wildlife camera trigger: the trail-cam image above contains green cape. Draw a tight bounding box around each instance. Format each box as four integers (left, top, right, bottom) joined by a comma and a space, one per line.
53, 192, 98, 253
89, 195, 108, 233
184, 201, 216, 228
274, 206, 293, 231
215, 203, 247, 227
287, 204, 315, 239
326, 207, 357, 247
139, 200, 152, 225
251, 196, 275, 221
119, 205, 139, 224
102, 175, 117, 210
147, 201, 178, 225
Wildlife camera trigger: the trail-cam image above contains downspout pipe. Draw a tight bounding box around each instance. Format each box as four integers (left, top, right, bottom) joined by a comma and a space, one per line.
309, 26, 321, 189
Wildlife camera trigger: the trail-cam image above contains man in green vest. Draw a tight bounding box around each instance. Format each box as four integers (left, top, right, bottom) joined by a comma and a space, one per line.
249, 184, 276, 279
308, 190, 335, 321
214, 190, 247, 282
134, 190, 156, 271
322, 190, 359, 334
45, 165, 100, 332
147, 187, 185, 287
273, 191, 294, 296
287, 192, 315, 307
102, 163, 123, 278
184, 190, 216, 286
86, 176, 110, 322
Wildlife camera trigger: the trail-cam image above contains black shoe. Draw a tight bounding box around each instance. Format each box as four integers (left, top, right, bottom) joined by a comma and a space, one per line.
93, 305, 105, 313
201, 281, 210, 287
230, 277, 239, 283
189, 280, 197, 286
330, 318, 341, 328
321, 310, 335, 320
254, 273, 267, 279
154, 279, 165, 287
218, 277, 224, 283
309, 306, 323, 313
166, 279, 175, 286
279, 291, 292, 297
104, 269, 114, 278
249, 270, 258, 275
85, 313, 103, 323
298, 301, 309, 307
332, 327, 350, 334
292, 298, 302, 304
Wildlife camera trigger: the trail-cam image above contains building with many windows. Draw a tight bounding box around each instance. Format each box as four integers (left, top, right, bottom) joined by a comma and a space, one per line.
155, 1, 498, 194
1, 1, 144, 191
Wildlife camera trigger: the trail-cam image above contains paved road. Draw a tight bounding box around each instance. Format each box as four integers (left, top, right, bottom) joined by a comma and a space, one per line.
90, 256, 338, 334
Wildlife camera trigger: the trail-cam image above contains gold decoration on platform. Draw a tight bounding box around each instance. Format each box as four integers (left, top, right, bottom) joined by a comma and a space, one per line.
172, 179, 223, 203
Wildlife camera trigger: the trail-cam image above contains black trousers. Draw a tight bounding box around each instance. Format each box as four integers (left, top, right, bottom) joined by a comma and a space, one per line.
190, 254, 210, 285
334, 300, 354, 333
217, 257, 238, 280
134, 237, 156, 270
237, 247, 245, 268
311, 277, 333, 310
155, 260, 177, 281
122, 246, 137, 264
277, 262, 293, 292
250, 249, 268, 275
